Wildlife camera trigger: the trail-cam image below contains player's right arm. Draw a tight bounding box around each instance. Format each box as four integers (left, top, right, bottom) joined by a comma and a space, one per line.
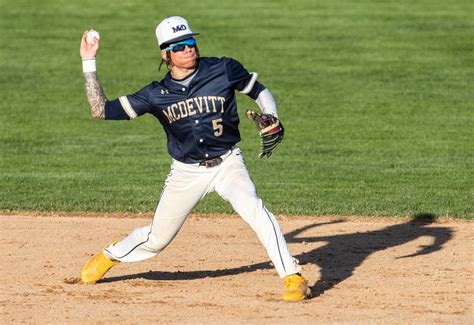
79, 30, 152, 120
80, 30, 107, 119
83, 72, 107, 119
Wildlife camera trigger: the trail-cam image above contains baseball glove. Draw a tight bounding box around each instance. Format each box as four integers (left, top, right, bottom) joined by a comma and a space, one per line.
246, 110, 284, 158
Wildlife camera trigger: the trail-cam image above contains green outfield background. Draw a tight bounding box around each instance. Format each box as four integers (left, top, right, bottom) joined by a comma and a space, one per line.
0, 0, 472, 218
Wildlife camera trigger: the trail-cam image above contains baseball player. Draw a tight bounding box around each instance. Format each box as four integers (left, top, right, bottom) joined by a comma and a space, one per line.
79, 16, 310, 301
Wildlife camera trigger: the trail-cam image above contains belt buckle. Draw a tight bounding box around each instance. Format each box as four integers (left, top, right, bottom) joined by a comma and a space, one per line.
200, 157, 223, 168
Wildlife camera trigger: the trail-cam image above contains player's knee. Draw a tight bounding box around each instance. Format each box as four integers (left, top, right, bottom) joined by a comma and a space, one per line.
237, 198, 265, 226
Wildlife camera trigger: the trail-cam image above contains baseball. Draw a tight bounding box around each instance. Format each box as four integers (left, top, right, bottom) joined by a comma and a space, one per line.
86, 30, 100, 44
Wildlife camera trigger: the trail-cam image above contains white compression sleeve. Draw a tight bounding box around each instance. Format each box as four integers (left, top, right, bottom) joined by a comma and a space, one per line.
255, 88, 278, 118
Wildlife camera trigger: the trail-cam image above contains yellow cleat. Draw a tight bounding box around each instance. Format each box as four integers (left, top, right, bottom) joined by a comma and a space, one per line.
282, 273, 311, 301
81, 251, 119, 284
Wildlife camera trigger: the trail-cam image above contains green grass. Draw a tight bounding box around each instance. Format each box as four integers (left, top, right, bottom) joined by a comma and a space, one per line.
0, 0, 472, 218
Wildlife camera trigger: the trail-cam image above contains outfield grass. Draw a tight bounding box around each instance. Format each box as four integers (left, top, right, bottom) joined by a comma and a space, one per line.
0, 0, 472, 218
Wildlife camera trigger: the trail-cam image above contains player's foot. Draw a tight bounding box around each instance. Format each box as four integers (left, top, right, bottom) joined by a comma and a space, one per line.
282, 273, 311, 301
81, 251, 119, 284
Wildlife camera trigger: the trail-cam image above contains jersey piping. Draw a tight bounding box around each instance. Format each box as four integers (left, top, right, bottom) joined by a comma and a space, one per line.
119, 96, 138, 119
239, 72, 258, 94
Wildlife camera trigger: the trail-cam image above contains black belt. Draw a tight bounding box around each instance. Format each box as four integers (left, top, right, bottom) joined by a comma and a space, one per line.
199, 157, 223, 168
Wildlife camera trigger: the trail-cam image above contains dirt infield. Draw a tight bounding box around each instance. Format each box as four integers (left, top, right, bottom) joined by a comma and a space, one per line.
1, 212, 472, 324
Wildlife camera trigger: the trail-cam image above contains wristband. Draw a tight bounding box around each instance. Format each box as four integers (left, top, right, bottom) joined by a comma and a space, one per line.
82, 59, 96, 73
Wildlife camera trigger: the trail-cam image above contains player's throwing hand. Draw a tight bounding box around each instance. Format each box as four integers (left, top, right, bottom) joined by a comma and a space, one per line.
80, 29, 100, 59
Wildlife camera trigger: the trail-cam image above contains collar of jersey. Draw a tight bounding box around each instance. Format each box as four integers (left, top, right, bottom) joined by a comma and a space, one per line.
170, 67, 198, 83
164, 59, 207, 90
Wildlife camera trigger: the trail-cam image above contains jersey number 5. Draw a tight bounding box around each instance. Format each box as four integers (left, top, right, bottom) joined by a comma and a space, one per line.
212, 118, 223, 137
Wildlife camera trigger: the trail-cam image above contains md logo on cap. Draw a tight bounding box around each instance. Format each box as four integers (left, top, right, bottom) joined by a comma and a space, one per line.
156, 16, 199, 48
172, 25, 187, 33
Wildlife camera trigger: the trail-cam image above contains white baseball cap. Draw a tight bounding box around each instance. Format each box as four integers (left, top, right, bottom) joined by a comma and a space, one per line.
155, 16, 199, 49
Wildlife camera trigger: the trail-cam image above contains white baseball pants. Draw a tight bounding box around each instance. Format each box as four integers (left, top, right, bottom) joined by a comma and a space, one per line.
104, 147, 300, 278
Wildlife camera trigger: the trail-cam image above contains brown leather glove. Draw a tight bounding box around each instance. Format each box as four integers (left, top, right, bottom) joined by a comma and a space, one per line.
246, 110, 284, 158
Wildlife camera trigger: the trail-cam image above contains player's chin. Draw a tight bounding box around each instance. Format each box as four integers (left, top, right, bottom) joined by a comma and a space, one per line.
183, 57, 198, 69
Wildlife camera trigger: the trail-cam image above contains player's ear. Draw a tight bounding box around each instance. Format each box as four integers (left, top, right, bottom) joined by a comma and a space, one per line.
161, 50, 168, 61
159, 50, 172, 70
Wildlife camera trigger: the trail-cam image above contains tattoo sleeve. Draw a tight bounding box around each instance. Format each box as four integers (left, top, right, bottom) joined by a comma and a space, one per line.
83, 71, 107, 119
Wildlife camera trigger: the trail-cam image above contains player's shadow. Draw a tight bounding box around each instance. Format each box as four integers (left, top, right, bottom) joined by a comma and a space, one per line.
286, 213, 452, 297
101, 213, 453, 298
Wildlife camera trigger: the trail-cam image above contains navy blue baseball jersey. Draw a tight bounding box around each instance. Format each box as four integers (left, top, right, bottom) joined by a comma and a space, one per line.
104, 57, 265, 163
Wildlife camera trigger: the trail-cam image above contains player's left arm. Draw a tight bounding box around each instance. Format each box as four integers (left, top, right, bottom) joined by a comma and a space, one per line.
226, 58, 284, 157
226, 58, 279, 117
238, 73, 279, 118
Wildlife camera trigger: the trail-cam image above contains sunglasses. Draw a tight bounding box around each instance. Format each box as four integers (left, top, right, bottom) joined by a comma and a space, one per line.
166, 38, 197, 52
